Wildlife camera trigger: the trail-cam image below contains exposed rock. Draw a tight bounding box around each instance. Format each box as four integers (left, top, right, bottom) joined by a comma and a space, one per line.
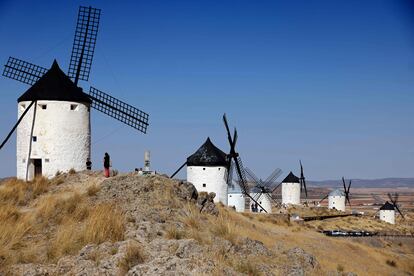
285, 247, 319, 275
176, 181, 198, 201
233, 237, 272, 257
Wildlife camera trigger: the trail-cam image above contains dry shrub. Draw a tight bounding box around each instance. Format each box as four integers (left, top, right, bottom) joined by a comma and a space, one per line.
165, 225, 184, 240
68, 168, 76, 174
118, 241, 145, 273
0, 177, 52, 206
210, 215, 237, 245
0, 178, 28, 205
180, 204, 201, 230
337, 264, 344, 272
87, 183, 101, 196
32, 177, 50, 197
386, 259, 397, 267
36, 192, 86, 223
0, 209, 33, 265
83, 203, 125, 244
235, 259, 260, 276
48, 220, 83, 260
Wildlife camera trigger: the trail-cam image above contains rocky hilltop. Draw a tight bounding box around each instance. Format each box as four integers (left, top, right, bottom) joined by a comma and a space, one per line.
0, 171, 413, 275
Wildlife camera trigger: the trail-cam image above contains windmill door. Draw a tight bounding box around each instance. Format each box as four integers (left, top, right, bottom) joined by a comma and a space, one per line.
34, 159, 42, 177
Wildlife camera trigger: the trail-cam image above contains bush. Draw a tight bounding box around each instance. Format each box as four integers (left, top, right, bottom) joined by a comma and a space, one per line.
118, 241, 145, 273
165, 225, 184, 240
87, 184, 100, 196
386, 259, 397, 267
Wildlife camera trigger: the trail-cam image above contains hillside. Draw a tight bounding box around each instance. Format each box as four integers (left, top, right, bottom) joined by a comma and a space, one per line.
0, 171, 413, 275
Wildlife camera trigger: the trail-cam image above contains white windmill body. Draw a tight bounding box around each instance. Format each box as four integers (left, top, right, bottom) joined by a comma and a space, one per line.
228, 182, 245, 212
16, 61, 91, 180
186, 138, 228, 205
282, 172, 301, 205
250, 187, 272, 213
328, 189, 346, 211
379, 201, 395, 224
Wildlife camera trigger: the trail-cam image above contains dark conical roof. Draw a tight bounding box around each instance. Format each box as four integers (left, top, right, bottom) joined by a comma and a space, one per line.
17, 60, 91, 103
187, 137, 228, 167
380, 201, 395, 211
282, 171, 300, 183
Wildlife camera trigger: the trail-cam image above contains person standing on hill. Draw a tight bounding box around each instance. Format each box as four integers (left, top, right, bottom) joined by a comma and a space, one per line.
104, 153, 110, 177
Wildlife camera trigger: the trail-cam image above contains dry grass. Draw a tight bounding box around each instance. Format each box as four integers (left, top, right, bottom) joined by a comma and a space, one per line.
165, 225, 185, 240
118, 241, 145, 274
0, 176, 126, 269
83, 203, 125, 244
0, 177, 51, 205
87, 183, 101, 196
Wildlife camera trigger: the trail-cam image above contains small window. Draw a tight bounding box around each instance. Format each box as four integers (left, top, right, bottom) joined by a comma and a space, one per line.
229, 195, 232, 197
20, 104, 26, 111
45, 159, 50, 163
202, 183, 206, 187
203, 168, 206, 171
39, 104, 47, 110
70, 104, 78, 111
32, 136, 37, 142
22, 159, 26, 163
218, 168, 221, 171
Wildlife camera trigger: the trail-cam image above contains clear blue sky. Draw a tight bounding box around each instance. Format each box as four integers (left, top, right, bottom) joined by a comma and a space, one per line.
0, 0, 413, 180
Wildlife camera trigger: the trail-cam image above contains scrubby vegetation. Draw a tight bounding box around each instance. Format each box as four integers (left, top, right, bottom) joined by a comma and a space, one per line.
0, 172, 413, 275
0, 176, 125, 267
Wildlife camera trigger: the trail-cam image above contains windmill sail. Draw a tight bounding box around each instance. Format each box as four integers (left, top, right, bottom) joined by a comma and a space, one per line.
68, 6, 101, 84
2, 57, 47, 85
89, 86, 149, 133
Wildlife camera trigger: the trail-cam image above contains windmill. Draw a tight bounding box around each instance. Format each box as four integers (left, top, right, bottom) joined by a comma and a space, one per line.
1, 6, 149, 180
319, 177, 352, 211
281, 161, 307, 205
244, 167, 283, 213
170, 114, 269, 213
377, 193, 405, 224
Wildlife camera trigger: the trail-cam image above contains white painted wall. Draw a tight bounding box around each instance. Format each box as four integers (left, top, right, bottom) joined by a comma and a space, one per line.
282, 182, 301, 205
187, 165, 228, 205
250, 193, 272, 213
228, 193, 245, 212
379, 209, 395, 224
17, 100, 91, 180
328, 195, 346, 211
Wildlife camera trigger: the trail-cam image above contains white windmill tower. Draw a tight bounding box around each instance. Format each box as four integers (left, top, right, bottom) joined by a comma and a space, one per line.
320, 177, 352, 212
1, 6, 149, 181
15, 61, 92, 180
186, 137, 229, 205
378, 193, 405, 225
244, 167, 283, 213
281, 172, 301, 205
227, 180, 246, 212
379, 202, 396, 224
327, 189, 346, 211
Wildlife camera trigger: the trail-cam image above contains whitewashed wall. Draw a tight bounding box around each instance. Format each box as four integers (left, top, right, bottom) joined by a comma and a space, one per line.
17, 100, 91, 180
379, 209, 395, 224
228, 193, 245, 212
328, 195, 346, 211
187, 165, 228, 205
250, 193, 272, 213
282, 182, 301, 205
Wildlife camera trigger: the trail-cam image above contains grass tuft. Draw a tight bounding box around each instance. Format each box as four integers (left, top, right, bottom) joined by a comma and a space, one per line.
118, 241, 145, 273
